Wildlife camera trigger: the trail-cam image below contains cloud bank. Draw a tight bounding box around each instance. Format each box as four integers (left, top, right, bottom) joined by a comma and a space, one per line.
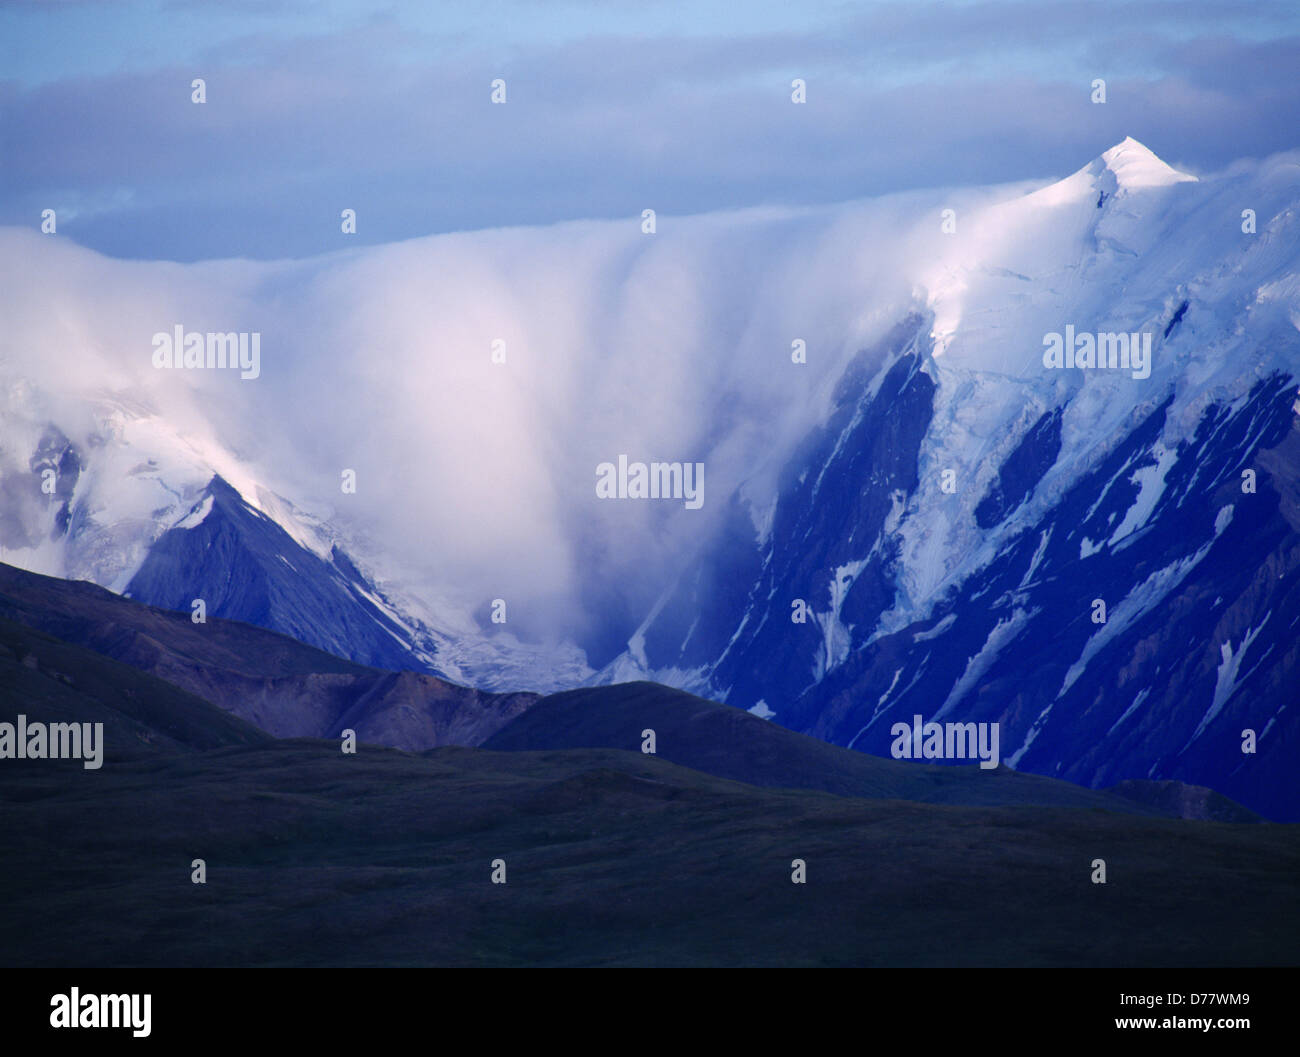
2, 1, 1299, 260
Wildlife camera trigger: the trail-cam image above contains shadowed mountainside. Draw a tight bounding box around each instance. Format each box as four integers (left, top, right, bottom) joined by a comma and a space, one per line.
0, 562, 537, 750
492, 682, 1261, 820
0, 615, 270, 759
0, 562, 1263, 819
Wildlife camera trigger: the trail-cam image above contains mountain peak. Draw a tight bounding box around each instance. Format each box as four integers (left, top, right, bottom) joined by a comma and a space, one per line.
1096, 136, 1197, 189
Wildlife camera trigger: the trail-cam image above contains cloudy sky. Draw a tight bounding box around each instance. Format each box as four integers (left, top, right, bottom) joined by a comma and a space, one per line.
2, 0, 1298, 261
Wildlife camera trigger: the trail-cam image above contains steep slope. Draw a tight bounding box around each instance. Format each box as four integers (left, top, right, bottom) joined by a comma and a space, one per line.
0, 562, 538, 750
0, 387, 589, 694
123, 475, 428, 673
0, 616, 270, 761
598, 140, 1300, 821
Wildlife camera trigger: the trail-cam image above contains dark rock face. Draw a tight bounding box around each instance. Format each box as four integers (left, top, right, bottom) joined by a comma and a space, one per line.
630, 315, 938, 712
28, 426, 81, 540
974, 408, 1063, 529
621, 318, 1300, 820
1, 426, 81, 551
809, 374, 1300, 822
124, 476, 433, 674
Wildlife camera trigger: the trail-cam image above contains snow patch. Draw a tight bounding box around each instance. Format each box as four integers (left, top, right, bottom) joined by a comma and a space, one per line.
913, 613, 956, 642
1186, 614, 1271, 748
1108, 445, 1177, 545
935, 607, 1036, 720
173, 494, 214, 530
1106, 688, 1150, 738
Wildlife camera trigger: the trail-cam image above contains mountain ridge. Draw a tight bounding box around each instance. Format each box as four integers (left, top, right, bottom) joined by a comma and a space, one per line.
1, 139, 1297, 817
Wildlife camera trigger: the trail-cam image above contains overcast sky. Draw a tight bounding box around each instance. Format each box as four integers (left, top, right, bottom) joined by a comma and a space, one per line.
2, 0, 1298, 261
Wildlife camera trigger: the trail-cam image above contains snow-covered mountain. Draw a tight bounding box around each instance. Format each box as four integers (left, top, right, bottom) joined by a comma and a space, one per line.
0, 382, 591, 691
597, 139, 1300, 820
1, 137, 1297, 816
